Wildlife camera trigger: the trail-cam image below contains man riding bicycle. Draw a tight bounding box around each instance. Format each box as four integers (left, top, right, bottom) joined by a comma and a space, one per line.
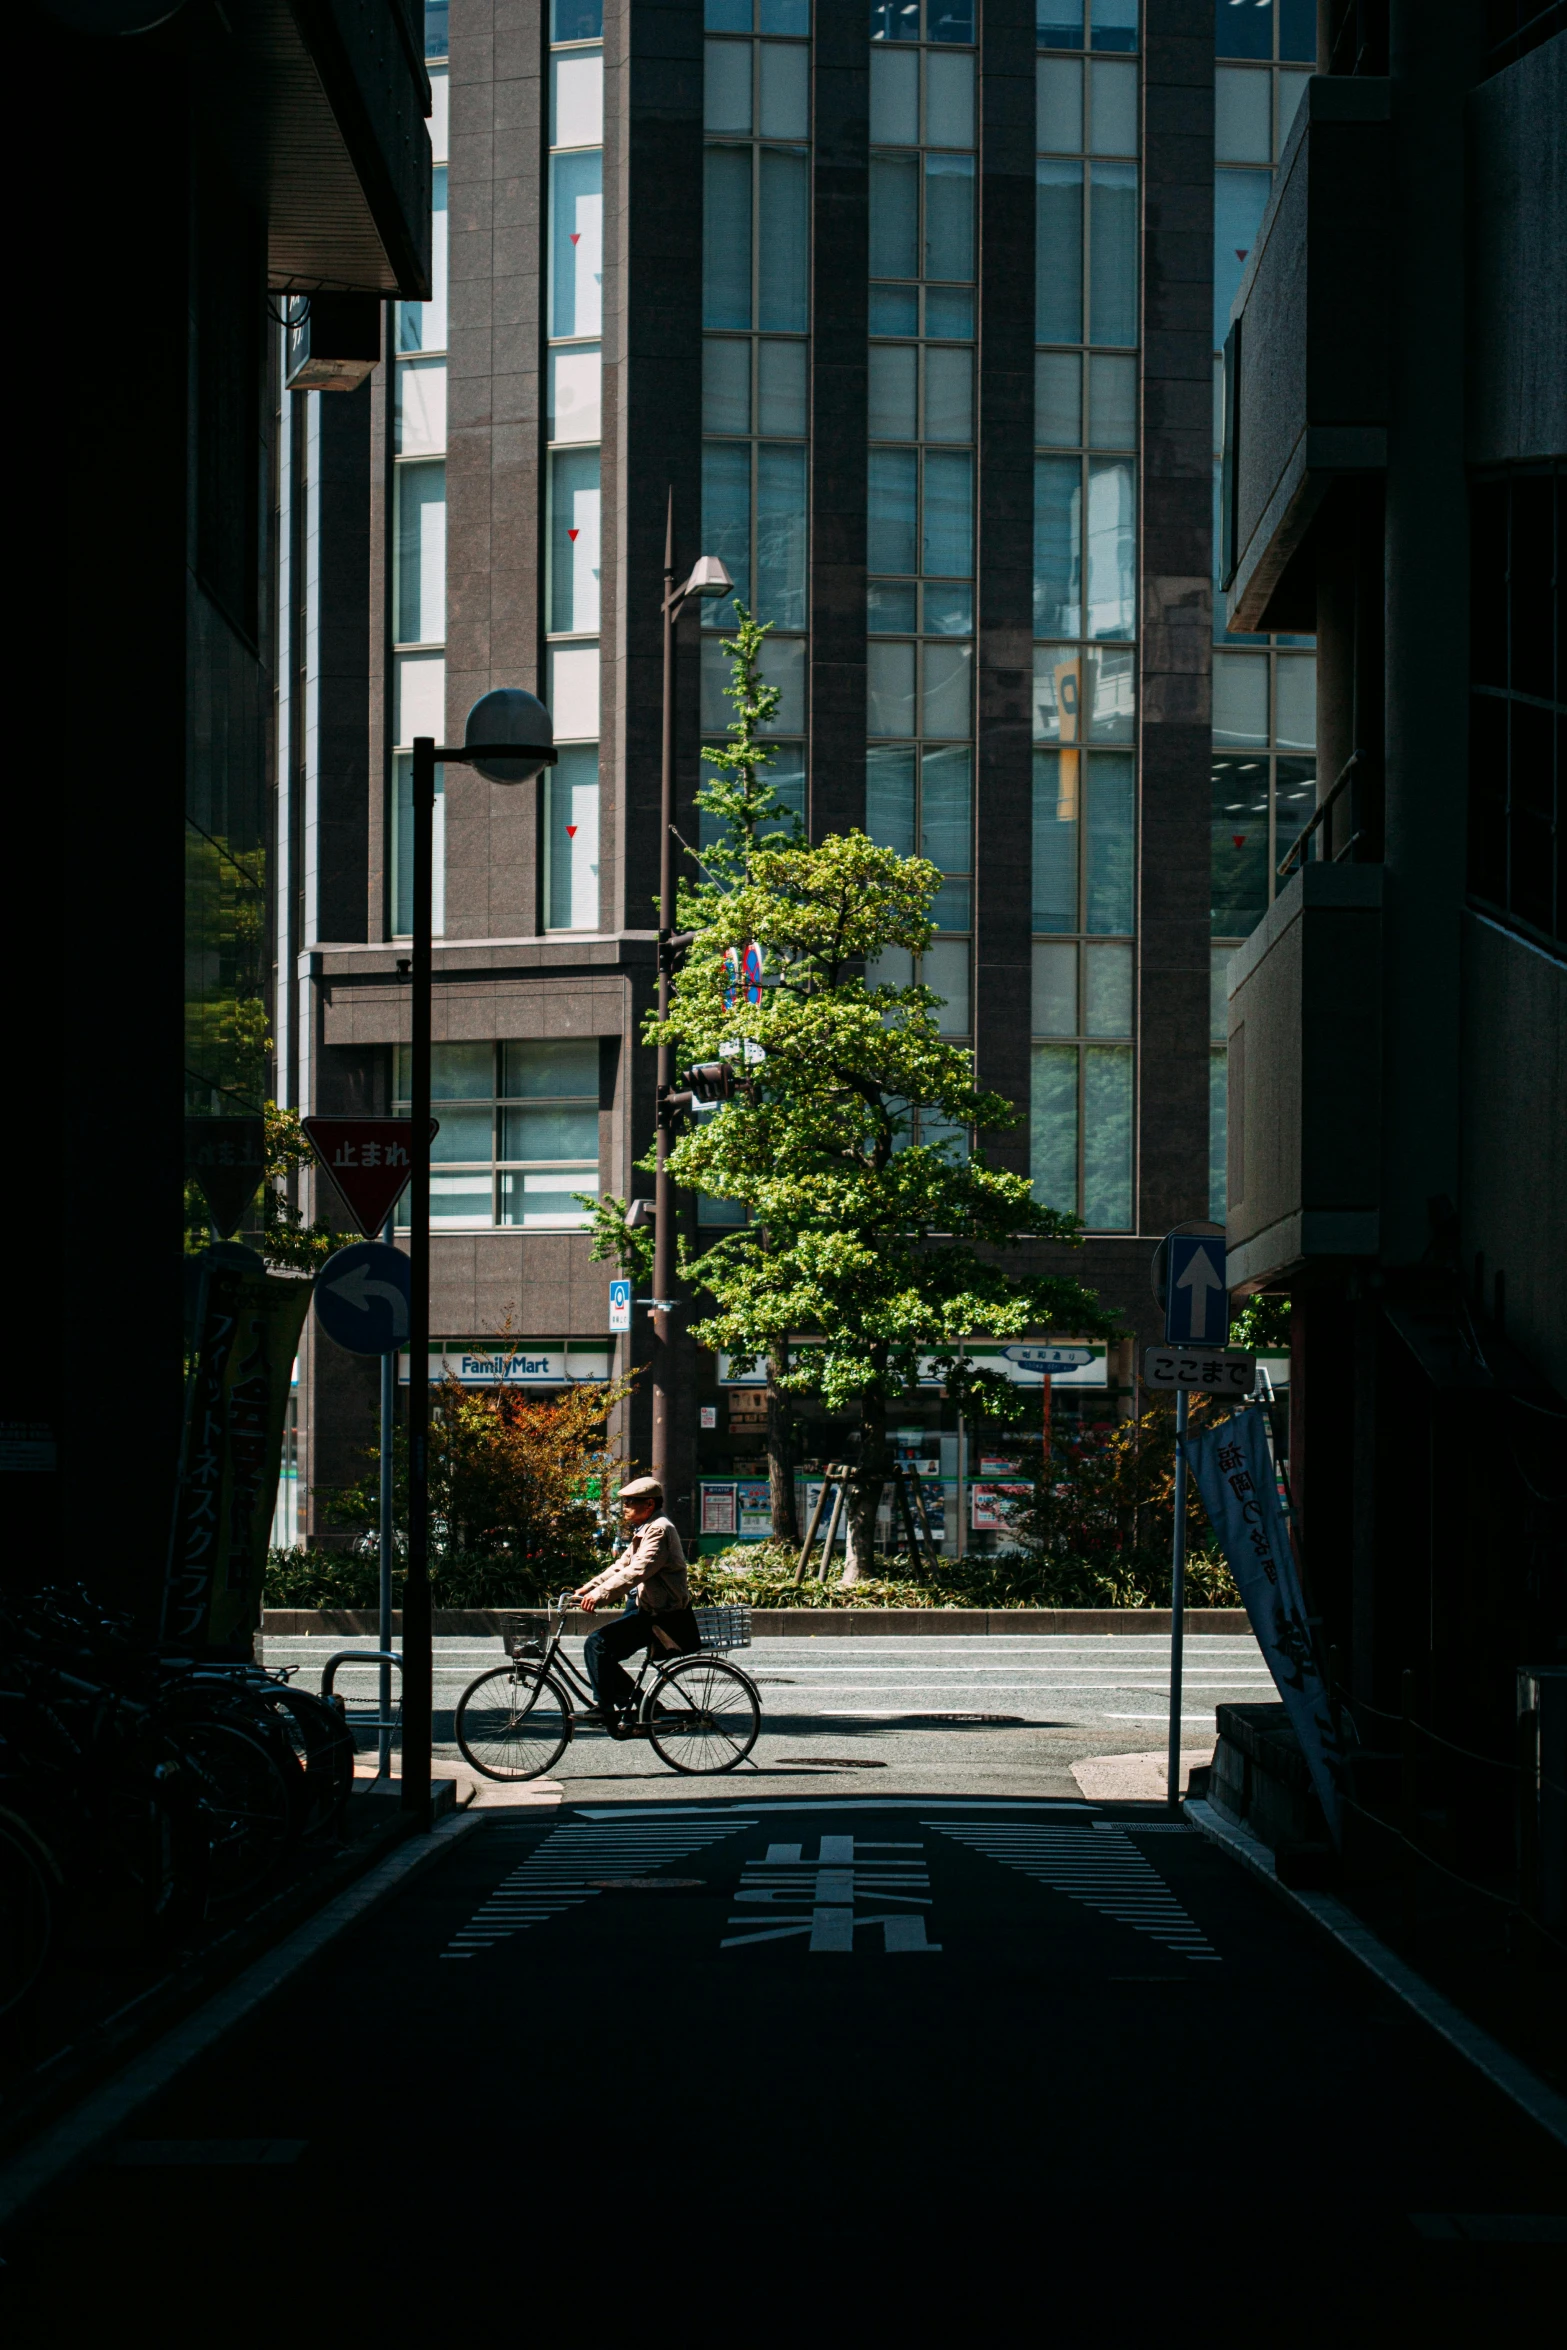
573, 1477, 700, 1737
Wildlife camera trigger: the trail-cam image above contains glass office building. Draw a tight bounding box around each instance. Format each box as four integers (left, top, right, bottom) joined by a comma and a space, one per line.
278, 0, 1239, 1536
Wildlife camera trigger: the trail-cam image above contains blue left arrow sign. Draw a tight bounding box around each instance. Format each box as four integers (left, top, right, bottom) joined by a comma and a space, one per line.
313, 1240, 412, 1357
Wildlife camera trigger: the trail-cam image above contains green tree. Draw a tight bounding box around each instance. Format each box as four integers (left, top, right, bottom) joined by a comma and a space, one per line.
1230, 1292, 1290, 1351
327, 1372, 632, 1582
631, 614, 1117, 1576
586, 606, 811, 1530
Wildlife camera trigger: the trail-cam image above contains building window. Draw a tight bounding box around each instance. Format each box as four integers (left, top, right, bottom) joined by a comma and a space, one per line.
1035, 21, 1139, 355
545, 744, 602, 932
397, 167, 447, 353
390, 60, 450, 940
1030, 734, 1135, 1227
702, 3, 812, 724
395, 1040, 602, 1230
1034, 34, 1140, 682
546, 5, 604, 921
865, 744, 974, 1038
1208, 649, 1316, 939
864, 0, 975, 1051
1469, 469, 1563, 950
867, 0, 977, 649
1037, 4, 1139, 53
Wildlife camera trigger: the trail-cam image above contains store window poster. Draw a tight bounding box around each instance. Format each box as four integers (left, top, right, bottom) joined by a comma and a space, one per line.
701, 1484, 736, 1535
736, 1479, 771, 1538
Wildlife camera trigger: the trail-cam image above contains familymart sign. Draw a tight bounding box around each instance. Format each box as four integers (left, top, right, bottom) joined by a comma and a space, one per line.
399, 1343, 614, 1386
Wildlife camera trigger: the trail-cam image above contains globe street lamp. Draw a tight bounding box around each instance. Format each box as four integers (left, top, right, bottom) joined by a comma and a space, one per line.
402, 688, 555, 1824
652, 495, 732, 1508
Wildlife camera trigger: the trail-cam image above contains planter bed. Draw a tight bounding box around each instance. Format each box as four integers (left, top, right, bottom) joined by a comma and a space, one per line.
260, 1607, 1253, 1639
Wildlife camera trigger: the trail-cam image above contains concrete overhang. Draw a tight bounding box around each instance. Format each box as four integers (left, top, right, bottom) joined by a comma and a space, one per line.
1222, 75, 1390, 634
219, 0, 433, 299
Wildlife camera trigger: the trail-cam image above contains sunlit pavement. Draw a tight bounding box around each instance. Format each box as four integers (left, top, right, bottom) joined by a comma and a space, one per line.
266, 1630, 1276, 1799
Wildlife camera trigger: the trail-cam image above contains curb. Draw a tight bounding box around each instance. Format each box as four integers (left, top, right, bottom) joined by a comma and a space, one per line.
0, 1810, 488, 2232
1184, 1797, 1567, 2153
261, 1607, 1254, 1638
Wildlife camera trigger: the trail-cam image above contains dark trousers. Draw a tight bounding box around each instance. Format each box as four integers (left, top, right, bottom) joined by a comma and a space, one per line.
584, 1598, 699, 1713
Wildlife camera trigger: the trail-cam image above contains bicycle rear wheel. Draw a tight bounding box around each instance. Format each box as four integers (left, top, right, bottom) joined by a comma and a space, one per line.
173, 1720, 296, 1905
454, 1666, 571, 1782
645, 1656, 760, 1774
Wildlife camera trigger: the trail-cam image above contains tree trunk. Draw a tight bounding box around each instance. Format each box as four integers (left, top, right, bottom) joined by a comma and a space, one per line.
767, 1343, 798, 1541
841, 1384, 888, 1583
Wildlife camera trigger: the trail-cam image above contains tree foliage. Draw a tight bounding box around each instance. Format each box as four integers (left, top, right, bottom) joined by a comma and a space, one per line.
1001, 1397, 1240, 1605
1230, 1292, 1291, 1351
636, 610, 1119, 1574
328, 1372, 634, 1582
184, 1101, 340, 1273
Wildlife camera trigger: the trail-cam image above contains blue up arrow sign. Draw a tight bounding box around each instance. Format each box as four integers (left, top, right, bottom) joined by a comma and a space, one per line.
1164, 1233, 1229, 1345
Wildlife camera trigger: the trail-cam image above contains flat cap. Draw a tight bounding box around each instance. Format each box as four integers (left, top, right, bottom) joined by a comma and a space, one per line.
618, 1476, 664, 1502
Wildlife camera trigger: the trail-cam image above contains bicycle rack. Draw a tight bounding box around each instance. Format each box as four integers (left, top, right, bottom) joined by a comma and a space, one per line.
320, 1650, 403, 1781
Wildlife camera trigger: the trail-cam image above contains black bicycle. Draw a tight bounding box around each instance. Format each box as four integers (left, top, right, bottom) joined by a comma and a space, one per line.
453, 1596, 761, 1780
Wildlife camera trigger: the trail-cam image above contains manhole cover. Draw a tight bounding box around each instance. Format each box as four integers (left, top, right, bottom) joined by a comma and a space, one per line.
773, 1757, 891, 1767
588, 1878, 707, 1892
823, 1712, 1025, 1725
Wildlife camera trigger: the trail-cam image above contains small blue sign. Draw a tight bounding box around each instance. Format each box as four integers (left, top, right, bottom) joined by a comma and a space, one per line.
1164, 1233, 1229, 1346
609, 1278, 632, 1334
314, 1241, 411, 1357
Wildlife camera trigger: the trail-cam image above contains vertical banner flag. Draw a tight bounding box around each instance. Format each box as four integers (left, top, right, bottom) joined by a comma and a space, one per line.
1183, 1406, 1344, 1843
165, 1254, 315, 1653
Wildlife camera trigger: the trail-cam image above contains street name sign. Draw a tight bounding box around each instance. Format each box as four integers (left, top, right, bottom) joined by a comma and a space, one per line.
1144, 1346, 1255, 1395
1002, 1344, 1095, 1374
314, 1241, 411, 1356
609, 1278, 632, 1333
302, 1117, 436, 1238
1163, 1232, 1229, 1345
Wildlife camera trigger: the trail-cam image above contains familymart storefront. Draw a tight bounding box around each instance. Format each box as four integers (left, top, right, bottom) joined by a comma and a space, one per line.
397, 1343, 615, 1387
696, 1339, 1122, 1558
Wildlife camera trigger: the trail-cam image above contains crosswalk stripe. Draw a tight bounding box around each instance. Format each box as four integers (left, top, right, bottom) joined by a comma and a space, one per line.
438, 1817, 758, 1957
925, 1821, 1221, 1961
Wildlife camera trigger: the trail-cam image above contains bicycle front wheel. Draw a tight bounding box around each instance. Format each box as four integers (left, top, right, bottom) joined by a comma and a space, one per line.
645, 1656, 760, 1775
454, 1666, 571, 1782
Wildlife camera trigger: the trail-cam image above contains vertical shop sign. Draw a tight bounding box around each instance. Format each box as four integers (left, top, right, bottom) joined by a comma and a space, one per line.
165, 1253, 315, 1653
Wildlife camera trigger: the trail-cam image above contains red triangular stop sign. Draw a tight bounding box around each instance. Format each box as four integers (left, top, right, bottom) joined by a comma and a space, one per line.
302, 1118, 438, 1239
184, 1115, 267, 1237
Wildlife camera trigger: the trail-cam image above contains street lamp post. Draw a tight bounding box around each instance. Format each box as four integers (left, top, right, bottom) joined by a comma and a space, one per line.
650, 492, 731, 1504
403, 689, 556, 1825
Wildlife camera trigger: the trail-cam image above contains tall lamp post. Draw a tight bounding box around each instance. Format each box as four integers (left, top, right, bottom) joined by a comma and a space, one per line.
651, 493, 731, 1505
404, 689, 556, 1825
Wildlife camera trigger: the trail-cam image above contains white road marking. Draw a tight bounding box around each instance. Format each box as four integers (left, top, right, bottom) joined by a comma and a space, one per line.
927, 1820, 1220, 1961
723, 1835, 942, 1953
440, 1818, 757, 1957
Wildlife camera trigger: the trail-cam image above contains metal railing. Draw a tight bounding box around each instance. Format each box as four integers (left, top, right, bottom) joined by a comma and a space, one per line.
321, 1649, 404, 1780
1276, 747, 1375, 880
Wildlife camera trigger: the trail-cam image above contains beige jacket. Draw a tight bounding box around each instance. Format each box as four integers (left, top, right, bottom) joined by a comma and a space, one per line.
578, 1514, 691, 1615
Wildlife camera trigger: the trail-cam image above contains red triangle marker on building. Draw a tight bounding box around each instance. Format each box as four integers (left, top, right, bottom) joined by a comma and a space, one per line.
571, 232, 581, 245
566, 824, 578, 838
1232, 834, 1247, 848
568, 528, 579, 540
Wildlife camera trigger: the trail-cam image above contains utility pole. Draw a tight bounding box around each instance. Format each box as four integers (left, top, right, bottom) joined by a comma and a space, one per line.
652, 494, 677, 1500
650, 495, 732, 1506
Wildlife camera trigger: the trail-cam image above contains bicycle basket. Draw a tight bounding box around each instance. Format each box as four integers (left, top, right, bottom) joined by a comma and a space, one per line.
502, 1615, 552, 1660
694, 1604, 751, 1652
